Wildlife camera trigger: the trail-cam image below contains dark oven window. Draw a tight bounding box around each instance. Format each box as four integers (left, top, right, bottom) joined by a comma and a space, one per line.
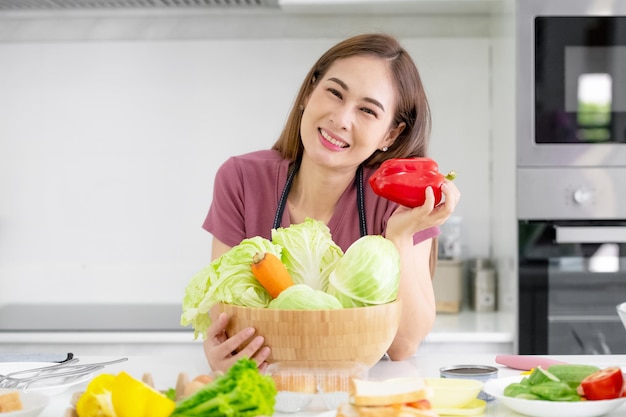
518, 220, 626, 354
535, 17, 626, 144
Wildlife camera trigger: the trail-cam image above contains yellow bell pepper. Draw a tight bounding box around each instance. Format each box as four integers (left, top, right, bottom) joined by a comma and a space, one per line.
76, 374, 116, 417
76, 371, 175, 417
112, 371, 175, 417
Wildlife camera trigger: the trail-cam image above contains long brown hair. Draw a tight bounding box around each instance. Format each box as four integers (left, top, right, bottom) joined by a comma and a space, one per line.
272, 32, 432, 166
272, 33, 437, 276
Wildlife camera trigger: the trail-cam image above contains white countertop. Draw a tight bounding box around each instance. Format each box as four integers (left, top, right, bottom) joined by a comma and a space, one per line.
31, 353, 626, 417
427, 309, 515, 344
0, 308, 515, 345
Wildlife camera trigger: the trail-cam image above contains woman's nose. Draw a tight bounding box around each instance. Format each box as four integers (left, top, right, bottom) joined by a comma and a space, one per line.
330, 105, 352, 130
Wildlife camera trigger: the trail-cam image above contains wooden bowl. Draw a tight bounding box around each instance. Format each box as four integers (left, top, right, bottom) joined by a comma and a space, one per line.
210, 300, 401, 368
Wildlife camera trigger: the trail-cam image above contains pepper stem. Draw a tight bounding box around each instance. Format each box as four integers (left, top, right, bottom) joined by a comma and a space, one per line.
445, 170, 457, 181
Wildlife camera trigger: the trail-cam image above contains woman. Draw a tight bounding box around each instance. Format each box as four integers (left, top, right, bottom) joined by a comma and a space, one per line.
202, 33, 461, 372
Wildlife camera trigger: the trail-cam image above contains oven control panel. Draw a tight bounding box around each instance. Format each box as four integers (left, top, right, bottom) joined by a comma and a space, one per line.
517, 167, 626, 219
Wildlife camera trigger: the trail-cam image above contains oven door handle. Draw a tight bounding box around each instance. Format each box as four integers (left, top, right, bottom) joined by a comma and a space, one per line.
555, 226, 626, 243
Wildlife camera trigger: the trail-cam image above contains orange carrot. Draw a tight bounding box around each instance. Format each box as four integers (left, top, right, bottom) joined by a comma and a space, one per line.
251, 252, 295, 298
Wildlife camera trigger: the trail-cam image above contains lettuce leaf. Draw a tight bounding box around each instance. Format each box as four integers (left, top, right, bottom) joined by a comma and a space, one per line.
180, 236, 282, 339
327, 235, 400, 307
271, 218, 343, 291
267, 284, 342, 310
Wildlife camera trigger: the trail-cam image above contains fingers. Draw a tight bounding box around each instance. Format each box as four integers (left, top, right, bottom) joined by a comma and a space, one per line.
206, 312, 228, 343
423, 186, 436, 209
441, 182, 461, 209
203, 313, 271, 373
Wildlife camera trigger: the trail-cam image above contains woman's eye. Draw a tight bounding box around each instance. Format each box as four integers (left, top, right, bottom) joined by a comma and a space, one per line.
361, 107, 378, 117
327, 88, 342, 99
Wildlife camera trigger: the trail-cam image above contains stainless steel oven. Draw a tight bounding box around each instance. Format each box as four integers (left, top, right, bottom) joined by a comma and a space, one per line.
516, 0, 626, 354
517, 0, 626, 167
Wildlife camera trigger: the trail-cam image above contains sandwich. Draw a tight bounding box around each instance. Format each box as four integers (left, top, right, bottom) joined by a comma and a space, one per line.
336, 377, 438, 417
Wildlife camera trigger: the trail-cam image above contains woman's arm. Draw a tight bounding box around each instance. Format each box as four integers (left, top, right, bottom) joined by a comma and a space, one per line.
384, 182, 460, 360
211, 237, 232, 261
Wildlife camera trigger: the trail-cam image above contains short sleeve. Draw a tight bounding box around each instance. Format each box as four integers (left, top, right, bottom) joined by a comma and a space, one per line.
413, 226, 440, 245
203, 157, 247, 247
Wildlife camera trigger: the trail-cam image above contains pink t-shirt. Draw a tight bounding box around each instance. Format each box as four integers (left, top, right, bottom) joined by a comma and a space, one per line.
203, 149, 439, 252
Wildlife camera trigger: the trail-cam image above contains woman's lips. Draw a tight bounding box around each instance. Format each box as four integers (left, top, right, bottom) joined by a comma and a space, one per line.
319, 128, 348, 150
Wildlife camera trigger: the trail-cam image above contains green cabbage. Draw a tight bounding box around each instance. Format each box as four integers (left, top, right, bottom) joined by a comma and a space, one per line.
267, 284, 342, 310
327, 235, 400, 307
180, 264, 218, 339
180, 236, 282, 338
271, 218, 343, 291
181, 220, 401, 338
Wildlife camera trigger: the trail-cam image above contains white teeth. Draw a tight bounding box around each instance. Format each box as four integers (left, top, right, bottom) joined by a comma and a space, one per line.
320, 129, 348, 148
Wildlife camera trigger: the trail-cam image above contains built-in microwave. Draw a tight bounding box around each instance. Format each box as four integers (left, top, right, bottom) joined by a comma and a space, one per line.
517, 0, 626, 167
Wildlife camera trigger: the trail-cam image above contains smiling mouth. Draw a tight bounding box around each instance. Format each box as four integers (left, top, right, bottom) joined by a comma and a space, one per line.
320, 129, 349, 148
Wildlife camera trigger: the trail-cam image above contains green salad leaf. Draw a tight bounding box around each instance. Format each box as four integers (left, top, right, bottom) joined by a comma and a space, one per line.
327, 235, 400, 307
180, 219, 401, 337
180, 236, 282, 338
271, 218, 343, 291
171, 358, 276, 417
268, 284, 343, 310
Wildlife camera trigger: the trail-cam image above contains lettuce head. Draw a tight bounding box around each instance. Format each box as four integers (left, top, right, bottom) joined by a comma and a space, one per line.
180, 236, 282, 338
268, 284, 342, 310
327, 235, 400, 307
271, 218, 343, 291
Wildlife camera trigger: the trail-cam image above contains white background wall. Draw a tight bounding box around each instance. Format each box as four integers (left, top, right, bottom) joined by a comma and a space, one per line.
0, 8, 514, 306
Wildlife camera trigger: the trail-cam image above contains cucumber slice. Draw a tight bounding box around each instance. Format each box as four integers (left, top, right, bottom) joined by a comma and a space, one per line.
528, 366, 560, 386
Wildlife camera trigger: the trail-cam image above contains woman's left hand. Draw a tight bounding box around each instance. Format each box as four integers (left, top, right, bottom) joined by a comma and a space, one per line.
386, 180, 461, 239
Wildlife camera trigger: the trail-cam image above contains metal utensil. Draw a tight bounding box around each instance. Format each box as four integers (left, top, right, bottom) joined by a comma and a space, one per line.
0, 357, 128, 390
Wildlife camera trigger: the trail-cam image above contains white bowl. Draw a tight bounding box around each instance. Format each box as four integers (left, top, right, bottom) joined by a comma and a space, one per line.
618, 302, 626, 331
0, 389, 50, 417
425, 378, 483, 408
484, 376, 626, 417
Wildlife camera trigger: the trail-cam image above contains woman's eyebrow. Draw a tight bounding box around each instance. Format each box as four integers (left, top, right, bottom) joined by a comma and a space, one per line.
327, 77, 386, 112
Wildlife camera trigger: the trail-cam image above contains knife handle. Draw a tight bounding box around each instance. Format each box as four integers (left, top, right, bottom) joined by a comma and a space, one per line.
495, 354, 567, 371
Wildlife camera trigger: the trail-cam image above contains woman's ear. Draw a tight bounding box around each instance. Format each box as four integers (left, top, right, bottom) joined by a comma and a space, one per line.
384, 122, 406, 149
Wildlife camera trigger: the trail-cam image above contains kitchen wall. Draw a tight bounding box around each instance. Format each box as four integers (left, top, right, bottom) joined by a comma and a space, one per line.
0, 5, 515, 307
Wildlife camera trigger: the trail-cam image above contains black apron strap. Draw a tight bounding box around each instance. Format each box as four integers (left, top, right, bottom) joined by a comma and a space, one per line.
356, 164, 366, 237
272, 157, 300, 231
273, 159, 367, 238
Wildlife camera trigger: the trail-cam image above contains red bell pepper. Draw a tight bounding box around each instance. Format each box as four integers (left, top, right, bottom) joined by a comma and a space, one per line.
369, 157, 456, 208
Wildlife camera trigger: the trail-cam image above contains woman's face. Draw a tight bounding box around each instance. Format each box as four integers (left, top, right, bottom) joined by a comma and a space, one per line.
300, 55, 404, 171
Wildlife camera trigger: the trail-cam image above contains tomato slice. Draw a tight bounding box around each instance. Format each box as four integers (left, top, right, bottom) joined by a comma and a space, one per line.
580, 367, 624, 400
405, 399, 432, 410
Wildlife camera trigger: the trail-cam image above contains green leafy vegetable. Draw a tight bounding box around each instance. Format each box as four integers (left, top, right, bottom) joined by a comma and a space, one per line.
327, 235, 400, 307
180, 264, 218, 339
271, 218, 343, 291
180, 236, 282, 338
504, 367, 584, 401
268, 284, 343, 310
529, 380, 580, 401
180, 219, 402, 337
171, 358, 276, 417
165, 388, 177, 401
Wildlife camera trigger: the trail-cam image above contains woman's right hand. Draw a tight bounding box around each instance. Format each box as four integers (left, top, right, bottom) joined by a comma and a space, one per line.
203, 312, 271, 373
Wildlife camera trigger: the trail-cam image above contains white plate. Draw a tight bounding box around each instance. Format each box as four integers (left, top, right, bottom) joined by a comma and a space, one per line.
484, 376, 626, 417
314, 412, 336, 417
0, 362, 93, 396
0, 389, 50, 417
